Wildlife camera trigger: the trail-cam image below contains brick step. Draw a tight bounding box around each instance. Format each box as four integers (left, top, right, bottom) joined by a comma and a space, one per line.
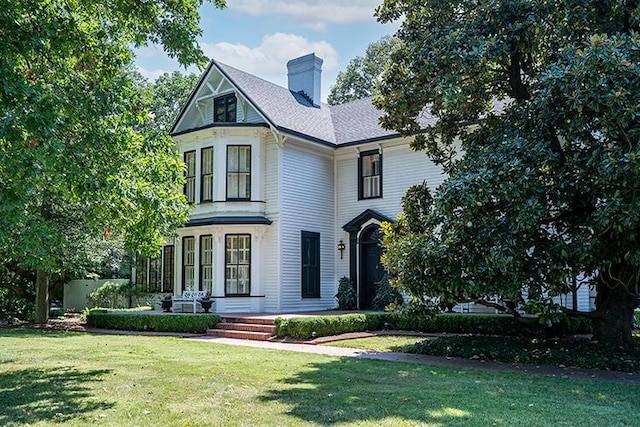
207, 329, 273, 341
222, 316, 276, 326
216, 322, 275, 333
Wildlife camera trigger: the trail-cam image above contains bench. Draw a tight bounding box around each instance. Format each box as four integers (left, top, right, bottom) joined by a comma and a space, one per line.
172, 291, 208, 313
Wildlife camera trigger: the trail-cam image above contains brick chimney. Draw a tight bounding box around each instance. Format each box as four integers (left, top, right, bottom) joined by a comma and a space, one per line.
286, 53, 323, 107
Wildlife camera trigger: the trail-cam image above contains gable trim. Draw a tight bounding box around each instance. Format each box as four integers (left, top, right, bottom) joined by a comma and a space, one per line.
342, 209, 394, 233
170, 60, 278, 136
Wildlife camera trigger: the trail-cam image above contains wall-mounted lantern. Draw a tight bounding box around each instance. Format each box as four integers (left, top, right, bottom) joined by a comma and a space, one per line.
337, 240, 346, 259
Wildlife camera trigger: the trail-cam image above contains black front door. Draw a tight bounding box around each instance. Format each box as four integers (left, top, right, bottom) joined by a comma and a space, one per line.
359, 226, 383, 309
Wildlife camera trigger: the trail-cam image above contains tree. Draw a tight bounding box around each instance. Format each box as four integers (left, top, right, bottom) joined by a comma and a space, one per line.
0, 0, 225, 323
375, 1, 640, 348
327, 36, 400, 105
142, 71, 201, 132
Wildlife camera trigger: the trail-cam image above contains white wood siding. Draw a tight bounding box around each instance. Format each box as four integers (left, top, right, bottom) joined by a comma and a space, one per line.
335, 139, 445, 279
280, 141, 336, 311
263, 133, 281, 311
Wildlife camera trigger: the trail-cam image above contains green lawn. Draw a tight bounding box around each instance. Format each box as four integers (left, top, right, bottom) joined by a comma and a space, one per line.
0, 330, 638, 426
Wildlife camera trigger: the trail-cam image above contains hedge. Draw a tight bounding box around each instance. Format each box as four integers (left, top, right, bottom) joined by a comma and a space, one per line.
274, 313, 593, 340
86, 311, 221, 333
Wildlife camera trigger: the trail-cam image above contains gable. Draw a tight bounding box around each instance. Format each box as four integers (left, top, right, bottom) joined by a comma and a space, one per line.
171, 63, 269, 135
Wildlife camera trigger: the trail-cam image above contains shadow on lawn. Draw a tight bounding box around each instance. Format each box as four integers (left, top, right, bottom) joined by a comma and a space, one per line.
0, 366, 113, 425
259, 357, 472, 425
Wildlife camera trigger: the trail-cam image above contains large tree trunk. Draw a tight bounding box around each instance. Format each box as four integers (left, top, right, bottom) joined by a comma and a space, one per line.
34, 269, 50, 324
593, 264, 638, 349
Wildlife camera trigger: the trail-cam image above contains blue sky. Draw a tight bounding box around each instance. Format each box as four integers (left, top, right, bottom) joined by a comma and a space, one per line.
134, 0, 398, 102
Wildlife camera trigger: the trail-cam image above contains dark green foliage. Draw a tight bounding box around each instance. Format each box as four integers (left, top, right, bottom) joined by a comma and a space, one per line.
371, 275, 403, 311
408, 335, 640, 373
1, 0, 226, 324
85, 312, 221, 333
274, 314, 371, 339
335, 277, 356, 310
375, 0, 640, 348
274, 313, 593, 340
0, 287, 34, 322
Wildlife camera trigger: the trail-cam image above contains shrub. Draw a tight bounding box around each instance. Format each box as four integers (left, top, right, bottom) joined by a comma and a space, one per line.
85, 311, 219, 333
87, 281, 130, 308
634, 310, 640, 330
335, 277, 356, 310
371, 275, 403, 311
408, 335, 640, 372
274, 312, 593, 339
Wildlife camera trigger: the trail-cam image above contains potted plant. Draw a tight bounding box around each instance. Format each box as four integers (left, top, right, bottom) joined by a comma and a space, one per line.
198, 291, 214, 313
160, 294, 173, 312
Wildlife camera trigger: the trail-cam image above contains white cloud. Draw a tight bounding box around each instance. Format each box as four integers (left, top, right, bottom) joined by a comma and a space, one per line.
134, 34, 339, 101
136, 66, 169, 82
229, 0, 380, 30
201, 32, 338, 83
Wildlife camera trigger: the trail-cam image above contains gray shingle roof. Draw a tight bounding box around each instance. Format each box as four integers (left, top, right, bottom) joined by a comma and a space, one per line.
216, 61, 337, 144
183, 60, 451, 146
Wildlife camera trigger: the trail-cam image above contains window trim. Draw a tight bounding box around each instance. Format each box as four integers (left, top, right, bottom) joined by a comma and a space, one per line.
200, 146, 214, 203
301, 231, 321, 298
183, 150, 196, 204
226, 145, 252, 201
358, 149, 383, 200
224, 234, 251, 297
214, 92, 237, 123
199, 235, 213, 293
182, 236, 196, 292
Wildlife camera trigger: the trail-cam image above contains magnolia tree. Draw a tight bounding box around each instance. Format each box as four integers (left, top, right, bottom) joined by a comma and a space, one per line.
0, 0, 225, 323
375, 1, 640, 347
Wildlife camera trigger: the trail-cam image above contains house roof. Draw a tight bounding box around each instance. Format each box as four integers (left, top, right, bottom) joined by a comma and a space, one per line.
173, 59, 497, 146
215, 61, 337, 144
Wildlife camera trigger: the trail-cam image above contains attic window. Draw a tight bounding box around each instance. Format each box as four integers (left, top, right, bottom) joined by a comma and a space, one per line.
214, 93, 237, 123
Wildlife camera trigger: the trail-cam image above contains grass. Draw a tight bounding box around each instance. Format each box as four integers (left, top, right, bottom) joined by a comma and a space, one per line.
0, 330, 639, 426
327, 335, 425, 352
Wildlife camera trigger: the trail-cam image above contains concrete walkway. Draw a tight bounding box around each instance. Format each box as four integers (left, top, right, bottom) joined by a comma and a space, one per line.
187, 335, 640, 385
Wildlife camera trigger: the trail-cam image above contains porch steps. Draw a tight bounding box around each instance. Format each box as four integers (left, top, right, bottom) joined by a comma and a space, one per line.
207, 316, 276, 341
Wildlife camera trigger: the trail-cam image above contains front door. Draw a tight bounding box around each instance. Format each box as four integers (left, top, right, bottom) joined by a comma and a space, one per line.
359, 226, 383, 309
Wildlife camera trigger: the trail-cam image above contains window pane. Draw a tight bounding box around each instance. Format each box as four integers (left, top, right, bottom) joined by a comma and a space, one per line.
227, 146, 238, 172
239, 147, 250, 172
301, 232, 320, 298
162, 246, 174, 292
202, 147, 213, 174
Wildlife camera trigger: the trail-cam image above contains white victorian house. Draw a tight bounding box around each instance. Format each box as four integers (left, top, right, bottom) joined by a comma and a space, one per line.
133, 53, 594, 314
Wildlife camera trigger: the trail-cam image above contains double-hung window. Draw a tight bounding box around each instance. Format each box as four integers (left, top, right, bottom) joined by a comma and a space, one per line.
200, 235, 213, 293
358, 150, 382, 199
214, 93, 237, 123
183, 237, 195, 291
225, 234, 250, 296
184, 151, 196, 204
201, 147, 214, 202
226, 145, 251, 200
301, 231, 320, 298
